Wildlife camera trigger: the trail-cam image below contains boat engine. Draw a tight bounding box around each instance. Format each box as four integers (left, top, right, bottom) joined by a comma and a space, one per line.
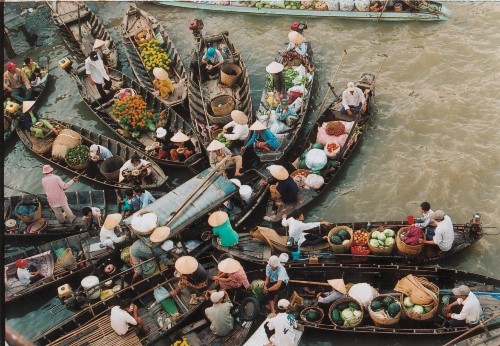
290, 21, 307, 34
469, 213, 482, 239
57, 284, 87, 311
189, 19, 204, 39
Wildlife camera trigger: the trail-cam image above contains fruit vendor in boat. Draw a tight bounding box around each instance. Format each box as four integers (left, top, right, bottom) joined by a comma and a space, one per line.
222, 110, 250, 152
443, 285, 483, 327
264, 299, 298, 346
170, 256, 208, 296
411, 201, 437, 240
4, 61, 32, 103
418, 210, 455, 252
169, 130, 195, 162
201, 47, 224, 82
282, 31, 315, 73
267, 165, 299, 207
207, 139, 243, 177
266, 61, 286, 102
119, 155, 153, 185
282, 209, 330, 247
263, 255, 290, 316
243, 120, 279, 153
211, 258, 250, 292
340, 81, 367, 116
152, 67, 175, 98
208, 211, 239, 247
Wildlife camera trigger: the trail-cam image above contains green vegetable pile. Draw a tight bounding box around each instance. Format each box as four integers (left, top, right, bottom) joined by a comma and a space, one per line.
369, 229, 396, 249
250, 280, 265, 301
403, 296, 434, 315
216, 133, 231, 148
331, 300, 363, 327
283, 67, 300, 90
65, 144, 89, 168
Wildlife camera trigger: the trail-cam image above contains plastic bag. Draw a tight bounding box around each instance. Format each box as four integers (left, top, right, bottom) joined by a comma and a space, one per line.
269, 120, 291, 134
305, 174, 325, 189
154, 286, 171, 303
348, 283, 379, 309
131, 212, 158, 235
324, 0, 340, 10
289, 97, 303, 113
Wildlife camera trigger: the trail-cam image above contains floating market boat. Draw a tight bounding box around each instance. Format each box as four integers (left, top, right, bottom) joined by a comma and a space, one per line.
245, 263, 500, 336
46, 1, 118, 67
173, 318, 254, 346
65, 62, 206, 172
16, 118, 169, 190
154, 0, 449, 21
186, 19, 253, 152
443, 313, 500, 346
121, 6, 188, 109
243, 315, 303, 346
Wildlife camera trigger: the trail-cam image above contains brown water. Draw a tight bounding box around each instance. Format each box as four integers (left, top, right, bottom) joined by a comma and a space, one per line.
4, 1, 500, 344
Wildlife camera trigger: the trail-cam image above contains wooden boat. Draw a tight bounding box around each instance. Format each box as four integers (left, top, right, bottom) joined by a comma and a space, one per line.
245, 263, 500, 336
121, 6, 188, 109
443, 313, 500, 346
213, 217, 484, 265
46, 1, 118, 67
154, 1, 449, 21
254, 25, 315, 163
67, 62, 206, 172
174, 318, 254, 346
243, 315, 304, 346
186, 21, 253, 152
16, 117, 169, 190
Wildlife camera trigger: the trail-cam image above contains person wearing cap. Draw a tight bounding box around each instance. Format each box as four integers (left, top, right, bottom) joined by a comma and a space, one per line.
100, 213, 130, 249
411, 201, 436, 241
201, 47, 224, 82
264, 298, 298, 346
170, 256, 208, 296
89, 144, 113, 163
204, 290, 235, 336
207, 139, 243, 177
110, 298, 150, 336
41, 165, 78, 224
282, 31, 314, 73
223, 110, 250, 151
282, 209, 330, 248
209, 211, 239, 247
275, 98, 298, 127
168, 130, 195, 162
16, 258, 45, 286
266, 61, 287, 102
153, 127, 174, 159
263, 255, 290, 316
152, 67, 175, 98
444, 285, 483, 327
93, 39, 110, 69
267, 165, 299, 207
243, 120, 279, 153
132, 185, 156, 209
212, 258, 250, 291
119, 155, 153, 186
81, 206, 103, 232
85, 50, 112, 98
418, 209, 454, 251
4, 61, 32, 103
340, 81, 367, 116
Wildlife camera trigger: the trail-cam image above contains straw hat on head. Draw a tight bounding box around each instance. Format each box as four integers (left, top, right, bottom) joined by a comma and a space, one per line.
288, 31, 304, 45
206, 139, 225, 151
249, 120, 266, 131
93, 39, 105, 49
23, 101, 35, 113
327, 278, 347, 294
265, 61, 284, 74
208, 211, 229, 227
218, 258, 242, 274
150, 226, 171, 243
170, 130, 190, 143
153, 67, 169, 81
231, 110, 248, 125
175, 256, 198, 275
267, 165, 289, 180
103, 213, 122, 229
42, 165, 53, 174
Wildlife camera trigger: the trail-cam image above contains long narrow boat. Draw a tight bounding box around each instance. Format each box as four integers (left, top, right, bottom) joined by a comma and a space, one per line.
121, 6, 188, 109
154, 0, 449, 21
443, 313, 500, 346
243, 316, 303, 346
254, 24, 315, 163
186, 21, 253, 152
16, 118, 168, 190
245, 263, 500, 336
213, 217, 484, 265
46, 1, 118, 67
173, 318, 254, 346
66, 62, 206, 172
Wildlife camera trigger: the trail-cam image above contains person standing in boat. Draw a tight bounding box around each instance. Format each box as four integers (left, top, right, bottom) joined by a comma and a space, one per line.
85, 50, 112, 99
132, 185, 156, 209
152, 67, 175, 98
4, 61, 32, 103
92, 39, 110, 69
267, 165, 299, 208
282, 209, 330, 248
201, 47, 224, 82
412, 201, 436, 240
263, 255, 290, 316
243, 120, 279, 153
16, 259, 45, 286
110, 298, 150, 337
418, 209, 454, 252
207, 140, 244, 177
266, 61, 287, 102
444, 285, 483, 327
204, 290, 235, 337
282, 31, 315, 73
170, 256, 208, 296
223, 110, 250, 153
41, 165, 78, 224
100, 213, 130, 249
340, 81, 367, 116
168, 131, 195, 162
208, 211, 239, 247
264, 299, 297, 346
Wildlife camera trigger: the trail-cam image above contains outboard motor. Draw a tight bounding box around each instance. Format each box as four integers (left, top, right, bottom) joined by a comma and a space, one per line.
56, 284, 87, 312
469, 213, 482, 239
188, 19, 204, 39
58, 57, 73, 73
290, 21, 307, 34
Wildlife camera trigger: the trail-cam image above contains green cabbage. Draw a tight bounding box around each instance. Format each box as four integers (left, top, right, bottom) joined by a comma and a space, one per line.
378, 240, 386, 247
385, 237, 395, 246
377, 233, 387, 241
384, 229, 395, 237
403, 297, 414, 308
341, 308, 354, 320
370, 239, 380, 248
412, 305, 424, 314
353, 310, 363, 318
372, 231, 381, 239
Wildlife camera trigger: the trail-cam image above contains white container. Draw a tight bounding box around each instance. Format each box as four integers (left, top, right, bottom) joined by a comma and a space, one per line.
81, 276, 101, 300
239, 185, 252, 203
230, 178, 242, 188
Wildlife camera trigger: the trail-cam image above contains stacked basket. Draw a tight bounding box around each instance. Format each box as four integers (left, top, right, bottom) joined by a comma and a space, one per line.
395, 275, 439, 322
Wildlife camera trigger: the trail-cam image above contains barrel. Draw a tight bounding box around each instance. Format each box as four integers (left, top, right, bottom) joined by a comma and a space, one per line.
81, 276, 101, 300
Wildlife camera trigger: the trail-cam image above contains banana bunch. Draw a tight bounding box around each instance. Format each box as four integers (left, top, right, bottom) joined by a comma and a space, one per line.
139, 39, 171, 72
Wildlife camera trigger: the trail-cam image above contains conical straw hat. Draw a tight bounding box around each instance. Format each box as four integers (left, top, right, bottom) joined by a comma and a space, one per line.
218, 258, 242, 274
327, 278, 347, 294
249, 120, 266, 131
265, 61, 284, 74
93, 39, 105, 49
175, 256, 198, 275
170, 130, 190, 143
231, 110, 248, 125
150, 226, 171, 243
208, 211, 229, 227
153, 67, 169, 81
206, 140, 225, 151
23, 101, 35, 113
288, 31, 304, 45
103, 213, 122, 229
267, 165, 289, 180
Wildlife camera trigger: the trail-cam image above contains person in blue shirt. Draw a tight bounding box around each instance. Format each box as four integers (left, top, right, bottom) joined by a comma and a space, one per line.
132, 185, 155, 209
263, 255, 289, 316
242, 121, 279, 153
275, 99, 298, 127
268, 165, 299, 207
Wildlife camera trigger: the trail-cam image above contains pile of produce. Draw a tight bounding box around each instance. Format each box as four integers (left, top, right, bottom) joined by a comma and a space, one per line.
325, 121, 345, 136
215, 132, 231, 147
329, 228, 351, 246
402, 296, 434, 315
255, 1, 326, 10
139, 39, 171, 72
112, 95, 156, 136
369, 228, 395, 250
283, 67, 300, 90
330, 300, 363, 327
65, 144, 89, 168
369, 296, 402, 319
351, 229, 370, 255
250, 280, 265, 301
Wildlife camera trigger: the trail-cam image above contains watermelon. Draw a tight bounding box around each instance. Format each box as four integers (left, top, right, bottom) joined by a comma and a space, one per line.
370, 300, 383, 312
382, 296, 395, 307
305, 309, 319, 321
338, 229, 350, 241
298, 160, 308, 169
331, 308, 341, 323
349, 302, 360, 310
300, 152, 308, 160
387, 303, 401, 317
312, 143, 324, 150
330, 235, 342, 245
337, 302, 349, 311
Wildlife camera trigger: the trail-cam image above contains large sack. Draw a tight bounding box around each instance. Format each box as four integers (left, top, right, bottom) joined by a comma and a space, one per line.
52, 129, 82, 161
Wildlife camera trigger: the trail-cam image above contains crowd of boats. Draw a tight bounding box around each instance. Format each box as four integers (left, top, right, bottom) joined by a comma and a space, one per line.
3, 1, 499, 346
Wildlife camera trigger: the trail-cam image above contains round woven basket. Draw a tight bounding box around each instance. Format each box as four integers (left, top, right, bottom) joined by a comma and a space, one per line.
52, 129, 82, 161
367, 295, 402, 327
130, 210, 158, 236
300, 307, 324, 324
327, 226, 353, 254
220, 63, 242, 87
396, 227, 424, 258
401, 279, 439, 321
328, 297, 364, 329
15, 200, 42, 224
367, 226, 395, 255
210, 94, 236, 121
100, 156, 125, 181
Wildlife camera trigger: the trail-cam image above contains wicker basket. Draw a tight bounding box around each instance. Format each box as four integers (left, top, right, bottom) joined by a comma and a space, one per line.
15, 199, 42, 224
26, 218, 48, 234
396, 227, 424, 258
100, 156, 125, 181
210, 94, 235, 118
300, 307, 324, 324
327, 226, 353, 253
220, 63, 242, 87
328, 297, 364, 329
401, 278, 439, 322
52, 129, 82, 161
367, 226, 395, 255
368, 295, 402, 327
130, 210, 158, 236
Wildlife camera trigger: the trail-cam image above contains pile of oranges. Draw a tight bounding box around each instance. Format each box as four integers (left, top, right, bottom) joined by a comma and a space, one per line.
352, 229, 370, 255
112, 95, 155, 132
139, 39, 171, 72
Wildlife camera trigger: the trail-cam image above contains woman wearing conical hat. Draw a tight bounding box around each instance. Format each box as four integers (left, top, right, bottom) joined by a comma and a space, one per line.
267, 164, 299, 208
207, 139, 243, 177
242, 120, 279, 154
93, 39, 110, 68
282, 30, 315, 73
222, 110, 249, 152
99, 213, 130, 249
208, 211, 239, 247
266, 61, 286, 102
212, 258, 250, 291
170, 256, 208, 296
152, 67, 175, 98
169, 130, 195, 162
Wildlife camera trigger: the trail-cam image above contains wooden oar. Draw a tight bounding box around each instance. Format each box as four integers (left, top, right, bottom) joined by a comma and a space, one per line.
442, 312, 500, 346
289, 279, 331, 287
377, 0, 389, 22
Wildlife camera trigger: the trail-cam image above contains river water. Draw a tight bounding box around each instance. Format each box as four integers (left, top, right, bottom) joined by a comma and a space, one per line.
3, 1, 500, 345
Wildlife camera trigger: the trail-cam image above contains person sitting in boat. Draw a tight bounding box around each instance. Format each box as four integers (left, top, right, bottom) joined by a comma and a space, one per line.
89, 144, 113, 164
20, 100, 38, 131
119, 155, 152, 186
348, 282, 379, 309
21, 57, 40, 79
282, 31, 315, 73
170, 256, 208, 296
118, 188, 140, 217
93, 39, 110, 69
132, 185, 155, 209
263, 255, 290, 316
412, 201, 436, 240
110, 298, 150, 337
204, 290, 235, 337
81, 206, 102, 232
243, 120, 279, 153
30, 68, 45, 94
207, 139, 243, 177
264, 299, 297, 346
223, 110, 250, 152
211, 258, 250, 293
275, 99, 298, 127
266, 61, 286, 102
4, 61, 32, 103
208, 211, 239, 247
152, 67, 175, 98
282, 209, 330, 248
100, 213, 130, 249
418, 210, 454, 251
201, 47, 224, 82
16, 258, 45, 286
312, 279, 348, 307
153, 127, 174, 160
267, 165, 299, 208
169, 130, 195, 162
443, 285, 483, 327
340, 81, 367, 116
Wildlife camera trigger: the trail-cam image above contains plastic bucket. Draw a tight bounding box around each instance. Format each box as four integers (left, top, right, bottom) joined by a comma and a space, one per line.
239, 185, 252, 203
81, 276, 101, 300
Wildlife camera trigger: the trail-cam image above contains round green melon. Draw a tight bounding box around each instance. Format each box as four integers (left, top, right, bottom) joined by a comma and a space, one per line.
298, 160, 308, 169
387, 302, 401, 317
382, 296, 395, 308
300, 152, 308, 160
330, 235, 342, 245
348, 302, 360, 310
370, 300, 383, 312
331, 308, 341, 323
337, 229, 350, 241
312, 143, 324, 150
305, 309, 319, 321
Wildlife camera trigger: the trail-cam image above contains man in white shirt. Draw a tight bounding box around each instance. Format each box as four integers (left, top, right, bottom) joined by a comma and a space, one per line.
99, 213, 129, 249
111, 299, 150, 336
223, 110, 250, 151
264, 299, 298, 346
85, 50, 112, 98
444, 285, 483, 327
340, 81, 366, 116
16, 259, 45, 286
281, 209, 330, 247
119, 155, 153, 185
419, 210, 454, 251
